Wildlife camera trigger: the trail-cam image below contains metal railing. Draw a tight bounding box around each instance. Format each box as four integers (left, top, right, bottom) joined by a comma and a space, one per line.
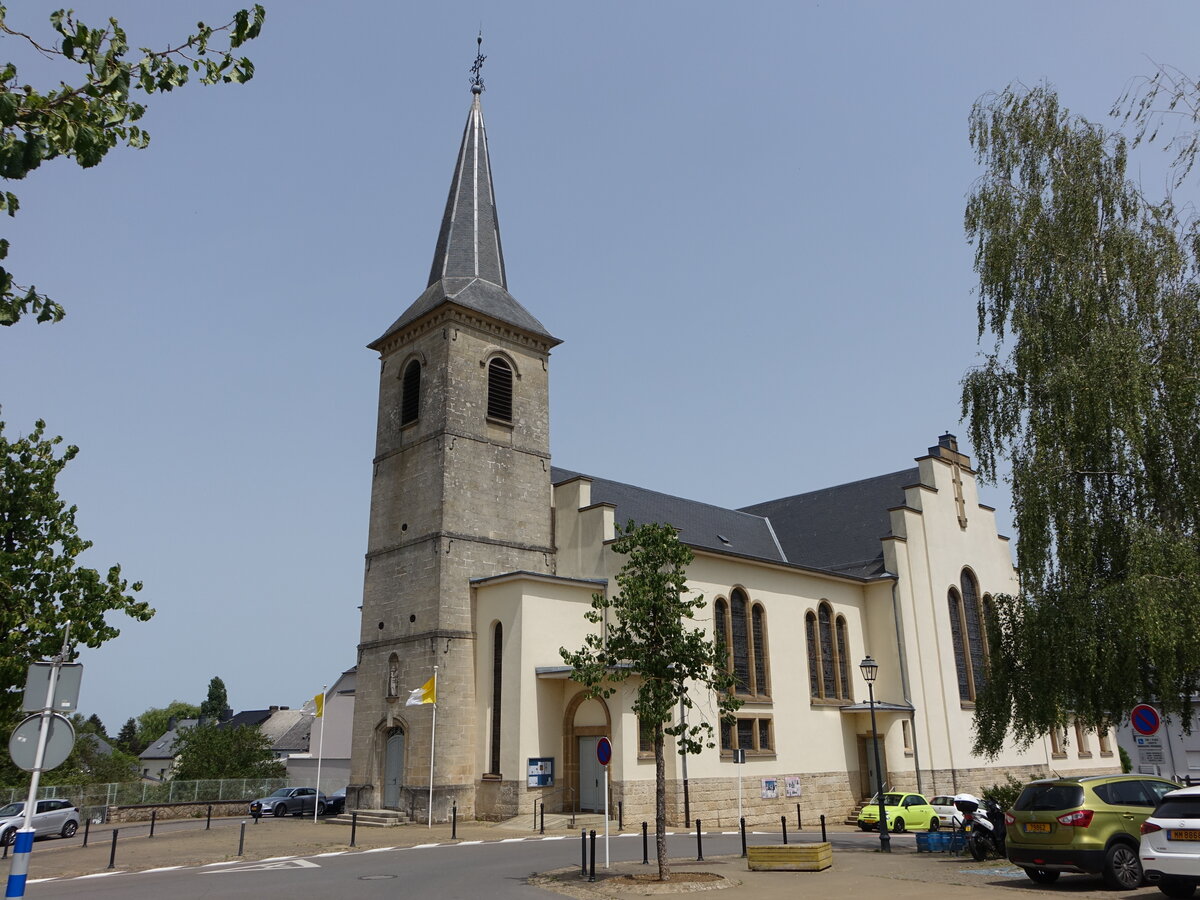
0, 777, 295, 810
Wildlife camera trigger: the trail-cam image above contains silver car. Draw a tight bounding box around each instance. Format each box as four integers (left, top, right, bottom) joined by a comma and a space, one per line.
249, 786, 327, 817
0, 799, 81, 845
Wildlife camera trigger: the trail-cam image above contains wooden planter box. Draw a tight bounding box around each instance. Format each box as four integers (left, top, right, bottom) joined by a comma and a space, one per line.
746, 842, 832, 871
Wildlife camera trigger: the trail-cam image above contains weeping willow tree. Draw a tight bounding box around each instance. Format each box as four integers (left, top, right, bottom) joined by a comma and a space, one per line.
962, 84, 1200, 756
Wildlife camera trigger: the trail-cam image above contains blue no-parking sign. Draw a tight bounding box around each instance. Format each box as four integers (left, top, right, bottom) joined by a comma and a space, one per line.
1131, 704, 1161, 736
596, 736, 611, 766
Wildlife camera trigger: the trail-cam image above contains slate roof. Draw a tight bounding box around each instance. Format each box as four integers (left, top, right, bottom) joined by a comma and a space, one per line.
139, 719, 198, 761
739, 468, 919, 578
551, 466, 918, 580
219, 709, 273, 730
371, 93, 558, 349
551, 467, 786, 563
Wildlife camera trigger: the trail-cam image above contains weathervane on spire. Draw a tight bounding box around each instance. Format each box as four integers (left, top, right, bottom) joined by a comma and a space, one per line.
470, 32, 486, 94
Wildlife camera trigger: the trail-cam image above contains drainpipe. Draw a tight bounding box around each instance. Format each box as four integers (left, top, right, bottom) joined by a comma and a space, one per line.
886, 576, 923, 795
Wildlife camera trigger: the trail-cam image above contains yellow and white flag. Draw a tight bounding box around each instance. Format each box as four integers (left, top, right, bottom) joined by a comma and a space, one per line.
312, 692, 324, 718
406, 675, 436, 706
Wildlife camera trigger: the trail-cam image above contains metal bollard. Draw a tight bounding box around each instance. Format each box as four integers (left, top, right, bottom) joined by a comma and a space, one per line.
107, 828, 119, 869
350, 811, 358, 848
642, 821, 648, 864
589, 830, 596, 882
452, 803, 457, 840
82, 817, 90, 848
695, 819, 704, 861
618, 800, 623, 831
539, 802, 544, 835
149, 809, 157, 838
820, 813, 827, 842
581, 829, 587, 876
781, 815, 788, 844
533, 802, 538, 832
797, 803, 802, 831
2, 838, 7, 859
206, 805, 212, 830
740, 816, 747, 858
238, 821, 246, 856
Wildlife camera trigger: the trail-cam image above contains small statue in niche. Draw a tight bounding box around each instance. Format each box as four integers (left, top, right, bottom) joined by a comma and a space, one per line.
387, 657, 399, 698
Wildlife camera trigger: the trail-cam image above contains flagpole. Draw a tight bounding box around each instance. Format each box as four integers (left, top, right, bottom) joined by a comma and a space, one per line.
312, 685, 326, 824
428, 665, 438, 828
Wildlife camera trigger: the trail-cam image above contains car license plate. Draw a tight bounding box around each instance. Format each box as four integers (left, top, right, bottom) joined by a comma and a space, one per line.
1024, 823, 1051, 833
1168, 830, 1200, 841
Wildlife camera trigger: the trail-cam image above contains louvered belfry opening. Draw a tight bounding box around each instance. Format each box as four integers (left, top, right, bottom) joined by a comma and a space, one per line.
487, 357, 513, 421
400, 360, 421, 426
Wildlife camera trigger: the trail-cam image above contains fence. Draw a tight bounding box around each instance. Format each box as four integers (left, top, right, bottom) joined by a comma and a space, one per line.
0, 777, 293, 811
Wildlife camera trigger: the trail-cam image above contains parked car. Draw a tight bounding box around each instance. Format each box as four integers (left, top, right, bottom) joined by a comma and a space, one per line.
929, 795, 964, 828
857, 792, 942, 833
249, 787, 328, 818
326, 789, 346, 816
0, 799, 81, 846
1006, 774, 1180, 889
1141, 784, 1200, 898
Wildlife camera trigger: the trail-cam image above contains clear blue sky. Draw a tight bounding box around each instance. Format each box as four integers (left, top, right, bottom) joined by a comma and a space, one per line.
3, 1, 1197, 733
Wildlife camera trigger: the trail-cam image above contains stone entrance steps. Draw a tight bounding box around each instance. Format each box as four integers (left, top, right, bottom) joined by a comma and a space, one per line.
326, 808, 411, 828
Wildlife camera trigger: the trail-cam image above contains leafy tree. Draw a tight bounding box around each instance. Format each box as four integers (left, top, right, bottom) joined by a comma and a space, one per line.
115, 716, 138, 753
135, 700, 200, 748
41, 713, 137, 784
962, 84, 1200, 755
0, 417, 152, 721
1113, 62, 1200, 188
0, 4, 266, 325
172, 722, 284, 780
199, 676, 229, 720
84, 712, 106, 737
560, 521, 739, 881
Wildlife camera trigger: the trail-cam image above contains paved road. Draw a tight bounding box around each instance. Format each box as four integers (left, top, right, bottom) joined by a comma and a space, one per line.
23, 830, 895, 899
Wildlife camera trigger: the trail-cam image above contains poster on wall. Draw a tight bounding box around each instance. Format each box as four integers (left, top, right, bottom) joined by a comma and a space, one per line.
761, 778, 778, 800
784, 776, 802, 797
527, 757, 554, 787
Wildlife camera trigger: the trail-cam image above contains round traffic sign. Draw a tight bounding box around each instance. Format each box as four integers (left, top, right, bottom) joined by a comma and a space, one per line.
1131, 704, 1161, 736
596, 736, 612, 766
9, 713, 76, 772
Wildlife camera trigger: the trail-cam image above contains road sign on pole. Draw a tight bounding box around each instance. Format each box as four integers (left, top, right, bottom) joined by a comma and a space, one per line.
1132, 704, 1162, 737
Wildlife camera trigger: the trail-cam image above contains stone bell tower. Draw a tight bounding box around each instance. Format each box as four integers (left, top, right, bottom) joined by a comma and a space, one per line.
347, 74, 559, 821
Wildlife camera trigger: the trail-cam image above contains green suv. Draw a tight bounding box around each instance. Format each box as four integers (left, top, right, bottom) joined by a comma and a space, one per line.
1006, 775, 1180, 889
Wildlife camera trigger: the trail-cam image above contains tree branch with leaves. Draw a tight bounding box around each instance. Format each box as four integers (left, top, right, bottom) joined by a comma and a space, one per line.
0, 4, 265, 325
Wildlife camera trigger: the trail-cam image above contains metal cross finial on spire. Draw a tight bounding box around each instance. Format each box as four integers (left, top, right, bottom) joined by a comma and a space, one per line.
470, 32, 486, 94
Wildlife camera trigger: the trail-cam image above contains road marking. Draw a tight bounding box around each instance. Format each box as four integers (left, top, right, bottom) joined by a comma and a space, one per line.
259, 855, 297, 862
73, 871, 124, 879
140, 866, 185, 874
500, 838, 526, 843
459, 840, 484, 844
540, 836, 566, 841
200, 859, 320, 875
413, 843, 441, 848
362, 846, 396, 853
315, 851, 347, 857
202, 860, 240, 867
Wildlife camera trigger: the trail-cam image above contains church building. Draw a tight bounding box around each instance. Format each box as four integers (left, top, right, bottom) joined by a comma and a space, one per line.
346, 79, 1118, 825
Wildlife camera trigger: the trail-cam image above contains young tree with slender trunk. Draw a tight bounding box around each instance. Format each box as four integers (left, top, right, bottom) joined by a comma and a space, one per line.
560, 521, 739, 881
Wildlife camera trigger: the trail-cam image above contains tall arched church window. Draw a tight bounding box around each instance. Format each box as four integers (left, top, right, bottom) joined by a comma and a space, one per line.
730, 590, 750, 694
400, 359, 421, 426
835, 616, 850, 700
961, 570, 987, 697
489, 622, 503, 775
808, 602, 848, 701
948, 587, 970, 701
716, 591, 768, 697
805, 612, 820, 697
487, 357, 513, 422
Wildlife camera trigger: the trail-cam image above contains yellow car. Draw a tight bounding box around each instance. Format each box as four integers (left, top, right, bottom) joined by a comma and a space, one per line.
858, 792, 942, 833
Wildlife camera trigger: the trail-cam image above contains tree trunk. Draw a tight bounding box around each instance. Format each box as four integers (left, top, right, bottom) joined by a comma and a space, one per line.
655, 723, 670, 880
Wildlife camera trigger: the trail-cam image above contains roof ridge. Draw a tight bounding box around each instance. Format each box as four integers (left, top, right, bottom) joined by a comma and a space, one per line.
740, 466, 919, 510
553, 467, 771, 523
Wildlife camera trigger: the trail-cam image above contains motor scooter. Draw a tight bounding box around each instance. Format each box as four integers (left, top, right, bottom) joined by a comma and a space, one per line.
954, 793, 1006, 861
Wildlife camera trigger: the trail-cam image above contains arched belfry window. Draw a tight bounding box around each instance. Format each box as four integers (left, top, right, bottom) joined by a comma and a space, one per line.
487, 357, 513, 422
715, 589, 769, 698
400, 359, 421, 426
806, 601, 850, 701
489, 622, 503, 775
948, 570, 989, 702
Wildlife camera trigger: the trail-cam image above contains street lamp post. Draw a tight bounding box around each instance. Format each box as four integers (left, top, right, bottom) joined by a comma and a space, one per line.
860, 655, 891, 853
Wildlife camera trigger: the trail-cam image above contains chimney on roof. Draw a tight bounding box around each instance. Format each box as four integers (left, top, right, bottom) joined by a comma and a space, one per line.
197, 715, 208, 727
220, 706, 233, 722
938, 433, 958, 452
269, 705, 279, 712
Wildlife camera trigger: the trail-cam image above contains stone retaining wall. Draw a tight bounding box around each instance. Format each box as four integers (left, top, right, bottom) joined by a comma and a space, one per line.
105, 800, 249, 823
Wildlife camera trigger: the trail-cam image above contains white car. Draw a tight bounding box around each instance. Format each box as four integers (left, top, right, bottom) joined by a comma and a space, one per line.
928, 794, 965, 828
0, 799, 80, 846
1141, 785, 1200, 898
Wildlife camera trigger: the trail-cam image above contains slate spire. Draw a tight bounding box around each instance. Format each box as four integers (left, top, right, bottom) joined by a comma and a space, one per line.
427, 92, 507, 289
371, 84, 558, 349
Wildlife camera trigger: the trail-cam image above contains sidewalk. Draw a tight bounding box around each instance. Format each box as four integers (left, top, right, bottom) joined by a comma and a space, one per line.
5, 816, 1166, 900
